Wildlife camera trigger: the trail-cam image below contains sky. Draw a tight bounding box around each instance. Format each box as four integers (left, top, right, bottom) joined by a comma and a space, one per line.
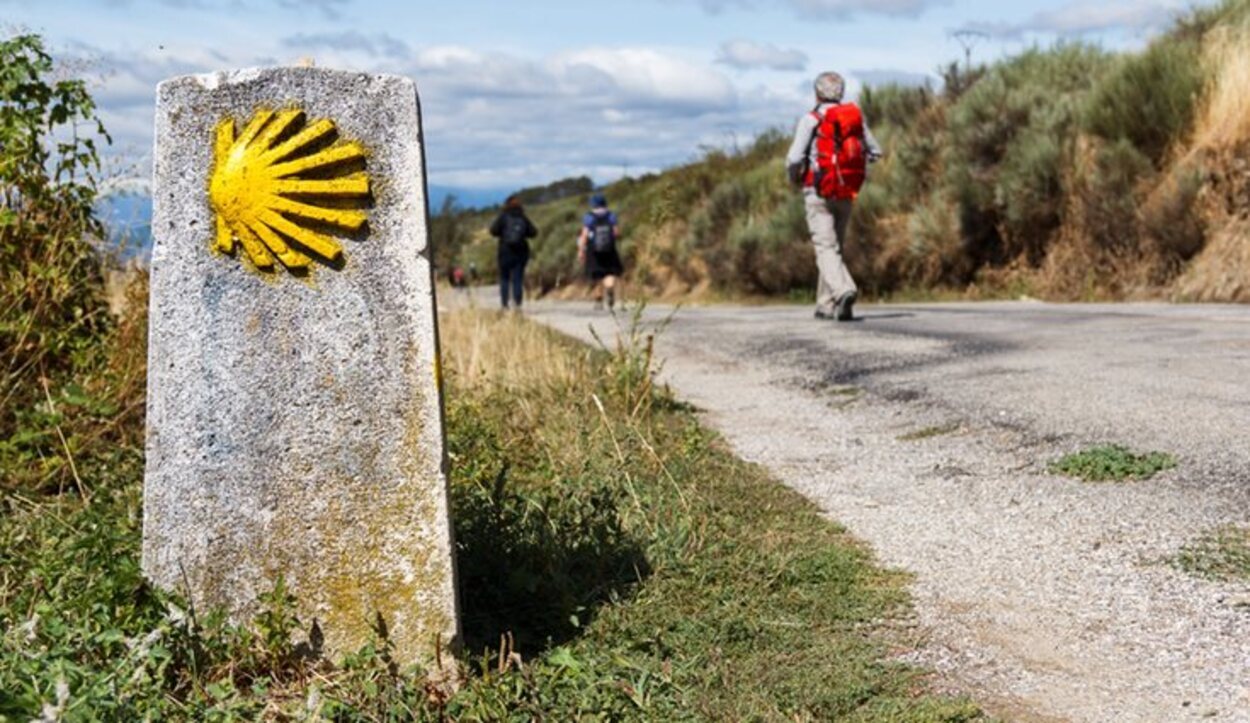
3, 0, 1209, 196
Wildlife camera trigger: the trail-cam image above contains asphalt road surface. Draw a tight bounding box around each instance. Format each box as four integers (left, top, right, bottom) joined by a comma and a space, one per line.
523, 299, 1250, 723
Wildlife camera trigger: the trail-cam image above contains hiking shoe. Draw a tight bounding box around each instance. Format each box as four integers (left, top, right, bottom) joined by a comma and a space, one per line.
834, 291, 857, 321
814, 309, 836, 321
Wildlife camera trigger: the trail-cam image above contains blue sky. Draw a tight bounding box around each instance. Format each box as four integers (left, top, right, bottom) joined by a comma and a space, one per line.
4, 0, 1205, 193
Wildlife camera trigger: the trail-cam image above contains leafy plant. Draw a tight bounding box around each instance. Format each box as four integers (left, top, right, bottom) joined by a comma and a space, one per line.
1049, 445, 1177, 482
1, 33, 115, 494
1173, 526, 1250, 582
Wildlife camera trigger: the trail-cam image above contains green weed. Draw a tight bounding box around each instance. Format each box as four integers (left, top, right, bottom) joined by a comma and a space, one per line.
1048, 445, 1177, 482
1173, 526, 1250, 582
899, 423, 961, 442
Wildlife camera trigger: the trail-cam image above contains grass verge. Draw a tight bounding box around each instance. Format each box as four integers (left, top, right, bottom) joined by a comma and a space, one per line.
1173, 527, 1250, 583
1048, 444, 1177, 482
1, 307, 982, 720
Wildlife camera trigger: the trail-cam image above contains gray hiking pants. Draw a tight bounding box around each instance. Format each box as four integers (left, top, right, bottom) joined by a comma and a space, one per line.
804, 192, 856, 313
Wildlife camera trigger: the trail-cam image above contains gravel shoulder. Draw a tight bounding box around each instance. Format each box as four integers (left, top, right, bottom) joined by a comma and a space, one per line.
527, 299, 1250, 722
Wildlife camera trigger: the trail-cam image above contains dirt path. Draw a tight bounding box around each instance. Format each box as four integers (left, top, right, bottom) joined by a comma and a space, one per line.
523, 299, 1250, 722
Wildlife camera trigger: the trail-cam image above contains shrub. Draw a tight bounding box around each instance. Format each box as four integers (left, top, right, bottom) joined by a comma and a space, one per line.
725, 196, 813, 293
860, 83, 935, 130
905, 190, 965, 285
998, 126, 1064, 262
1, 34, 115, 493
1142, 162, 1206, 260
946, 44, 1112, 266
1083, 36, 1205, 165
1071, 138, 1154, 253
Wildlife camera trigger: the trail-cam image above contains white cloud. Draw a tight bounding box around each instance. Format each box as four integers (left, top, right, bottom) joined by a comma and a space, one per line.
1027, 0, 1183, 34
955, 0, 1192, 39
788, 0, 943, 19
716, 39, 808, 71
71, 38, 794, 190
282, 31, 409, 60
274, 0, 349, 20
551, 48, 737, 112
683, 0, 945, 19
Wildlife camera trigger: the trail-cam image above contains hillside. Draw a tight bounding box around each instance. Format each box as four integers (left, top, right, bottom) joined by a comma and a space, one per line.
439, 0, 1250, 303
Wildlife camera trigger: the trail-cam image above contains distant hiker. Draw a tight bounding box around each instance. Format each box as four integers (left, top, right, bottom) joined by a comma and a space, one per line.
786, 71, 882, 322
578, 193, 624, 311
451, 266, 466, 289
489, 194, 538, 310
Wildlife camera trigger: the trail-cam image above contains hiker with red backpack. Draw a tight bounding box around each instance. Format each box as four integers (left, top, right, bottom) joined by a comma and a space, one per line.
786, 71, 882, 322
578, 193, 624, 311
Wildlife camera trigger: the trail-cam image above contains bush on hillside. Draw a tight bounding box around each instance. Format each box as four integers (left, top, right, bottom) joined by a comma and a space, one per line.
725, 196, 813, 293
1142, 162, 1207, 261
945, 44, 1112, 266
1083, 37, 1205, 165
1070, 138, 1154, 253
860, 84, 935, 131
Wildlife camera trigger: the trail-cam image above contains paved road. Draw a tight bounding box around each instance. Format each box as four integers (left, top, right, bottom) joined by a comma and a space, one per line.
525, 299, 1250, 722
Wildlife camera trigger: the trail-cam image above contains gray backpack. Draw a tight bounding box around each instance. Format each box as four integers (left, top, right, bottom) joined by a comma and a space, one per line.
589, 216, 615, 253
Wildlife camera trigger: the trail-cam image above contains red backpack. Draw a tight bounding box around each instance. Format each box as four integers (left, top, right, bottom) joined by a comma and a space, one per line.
807, 103, 866, 200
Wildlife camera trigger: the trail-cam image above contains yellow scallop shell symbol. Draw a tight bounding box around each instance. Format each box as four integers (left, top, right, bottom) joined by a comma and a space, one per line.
209, 108, 370, 272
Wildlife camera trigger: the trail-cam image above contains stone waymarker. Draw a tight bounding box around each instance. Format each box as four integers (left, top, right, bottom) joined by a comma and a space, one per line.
143, 67, 460, 669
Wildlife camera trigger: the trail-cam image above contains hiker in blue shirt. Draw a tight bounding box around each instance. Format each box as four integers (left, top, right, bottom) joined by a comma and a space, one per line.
577, 193, 623, 311
489, 194, 538, 310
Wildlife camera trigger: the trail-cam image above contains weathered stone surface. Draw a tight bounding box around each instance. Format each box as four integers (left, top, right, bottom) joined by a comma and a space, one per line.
143, 67, 459, 669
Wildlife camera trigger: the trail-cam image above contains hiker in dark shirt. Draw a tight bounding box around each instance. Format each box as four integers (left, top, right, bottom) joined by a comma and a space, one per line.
489, 194, 538, 310
577, 193, 624, 311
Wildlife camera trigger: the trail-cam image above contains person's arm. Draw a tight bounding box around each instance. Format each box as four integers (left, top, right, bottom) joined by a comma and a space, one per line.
786, 112, 818, 185
577, 225, 589, 261
612, 211, 622, 238
488, 212, 503, 238
525, 214, 538, 238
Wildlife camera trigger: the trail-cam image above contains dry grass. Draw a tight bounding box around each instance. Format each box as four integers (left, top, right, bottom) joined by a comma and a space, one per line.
1193, 17, 1250, 152
1175, 222, 1250, 301
1170, 13, 1250, 301
438, 308, 589, 392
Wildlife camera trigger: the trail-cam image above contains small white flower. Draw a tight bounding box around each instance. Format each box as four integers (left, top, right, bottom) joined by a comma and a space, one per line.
19, 612, 39, 644
36, 677, 70, 722
165, 603, 187, 626
305, 685, 323, 718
